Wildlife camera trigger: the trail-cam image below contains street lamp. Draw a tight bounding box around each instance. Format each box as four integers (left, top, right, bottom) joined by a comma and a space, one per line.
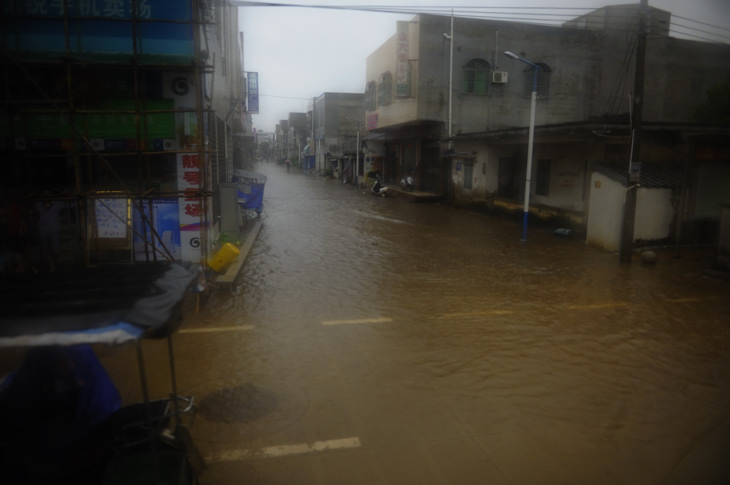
443, 10, 454, 150
504, 50, 540, 242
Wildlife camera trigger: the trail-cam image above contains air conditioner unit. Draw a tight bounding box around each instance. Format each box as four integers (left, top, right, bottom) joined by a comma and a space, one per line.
492, 71, 508, 84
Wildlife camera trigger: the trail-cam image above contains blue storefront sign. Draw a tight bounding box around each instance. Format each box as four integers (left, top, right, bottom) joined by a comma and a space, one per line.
3, 0, 194, 61
247, 72, 259, 114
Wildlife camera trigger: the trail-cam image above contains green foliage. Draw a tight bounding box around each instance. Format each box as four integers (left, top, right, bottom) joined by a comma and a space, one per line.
218, 232, 241, 247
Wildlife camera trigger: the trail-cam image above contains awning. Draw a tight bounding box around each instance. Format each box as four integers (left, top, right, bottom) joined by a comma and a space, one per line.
0, 262, 201, 348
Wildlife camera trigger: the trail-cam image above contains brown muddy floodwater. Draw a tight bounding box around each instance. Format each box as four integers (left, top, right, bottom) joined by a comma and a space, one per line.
112, 162, 730, 484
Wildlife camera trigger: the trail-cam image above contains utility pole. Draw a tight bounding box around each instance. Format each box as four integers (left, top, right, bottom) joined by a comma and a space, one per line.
442, 11, 454, 150
619, 0, 648, 263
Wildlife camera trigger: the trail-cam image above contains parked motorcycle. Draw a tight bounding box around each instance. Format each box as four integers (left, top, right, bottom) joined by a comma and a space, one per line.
400, 175, 415, 192
371, 178, 390, 197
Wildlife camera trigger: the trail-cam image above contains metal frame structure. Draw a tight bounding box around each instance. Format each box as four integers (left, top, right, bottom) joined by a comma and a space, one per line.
1, 0, 249, 269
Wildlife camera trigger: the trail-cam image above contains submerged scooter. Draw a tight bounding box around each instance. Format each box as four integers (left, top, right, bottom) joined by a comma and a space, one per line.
371, 178, 390, 197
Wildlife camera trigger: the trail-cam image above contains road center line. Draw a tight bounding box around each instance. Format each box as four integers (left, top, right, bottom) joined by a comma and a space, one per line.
564, 303, 629, 310
439, 310, 514, 318
667, 297, 710, 303
179, 325, 254, 334
322, 317, 392, 326
205, 437, 362, 463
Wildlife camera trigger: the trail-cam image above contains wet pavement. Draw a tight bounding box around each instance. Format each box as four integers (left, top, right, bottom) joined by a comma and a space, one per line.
58, 163, 730, 483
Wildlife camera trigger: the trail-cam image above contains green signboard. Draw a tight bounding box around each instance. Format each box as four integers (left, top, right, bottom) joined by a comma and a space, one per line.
9, 99, 175, 141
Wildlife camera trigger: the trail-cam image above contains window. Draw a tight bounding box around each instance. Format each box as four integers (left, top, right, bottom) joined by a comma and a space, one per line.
377, 72, 392, 106
536, 159, 551, 196
365, 81, 376, 111
463, 162, 474, 190
462, 59, 490, 95
522, 63, 552, 98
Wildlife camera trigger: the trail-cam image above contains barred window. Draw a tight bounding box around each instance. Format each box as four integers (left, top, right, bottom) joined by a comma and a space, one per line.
365, 81, 376, 111
377, 72, 392, 106
462, 59, 490, 95
522, 63, 552, 98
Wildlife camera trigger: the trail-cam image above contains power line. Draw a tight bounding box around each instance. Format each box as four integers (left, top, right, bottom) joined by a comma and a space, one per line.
670, 20, 730, 43
233, 1, 594, 18
673, 14, 730, 34
260, 94, 312, 100
236, 1, 730, 44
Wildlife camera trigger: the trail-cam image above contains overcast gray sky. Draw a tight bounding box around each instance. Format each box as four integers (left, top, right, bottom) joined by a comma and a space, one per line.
238, 0, 730, 133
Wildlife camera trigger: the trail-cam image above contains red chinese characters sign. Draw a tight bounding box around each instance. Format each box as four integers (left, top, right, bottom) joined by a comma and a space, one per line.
396, 21, 409, 97
177, 153, 202, 261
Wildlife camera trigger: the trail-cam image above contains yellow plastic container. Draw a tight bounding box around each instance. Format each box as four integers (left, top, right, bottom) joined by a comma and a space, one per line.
209, 242, 240, 272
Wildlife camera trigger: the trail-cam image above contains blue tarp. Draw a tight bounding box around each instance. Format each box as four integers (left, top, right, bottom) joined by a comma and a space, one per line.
237, 184, 265, 212
0, 344, 121, 448
233, 170, 267, 213
303, 155, 316, 170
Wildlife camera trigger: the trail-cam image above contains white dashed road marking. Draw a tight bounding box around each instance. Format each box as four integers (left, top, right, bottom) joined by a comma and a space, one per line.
180, 325, 254, 334
321, 317, 392, 326
205, 437, 362, 463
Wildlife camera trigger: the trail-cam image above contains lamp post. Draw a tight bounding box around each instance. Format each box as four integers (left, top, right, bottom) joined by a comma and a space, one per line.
443, 11, 454, 150
504, 50, 540, 242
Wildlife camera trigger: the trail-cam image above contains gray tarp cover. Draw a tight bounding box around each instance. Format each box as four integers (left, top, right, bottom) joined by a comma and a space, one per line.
0, 262, 200, 347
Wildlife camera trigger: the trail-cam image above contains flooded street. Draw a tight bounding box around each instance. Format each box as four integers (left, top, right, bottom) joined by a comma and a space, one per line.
122, 163, 728, 484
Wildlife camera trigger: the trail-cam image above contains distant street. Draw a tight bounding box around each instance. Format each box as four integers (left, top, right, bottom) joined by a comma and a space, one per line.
106, 162, 730, 484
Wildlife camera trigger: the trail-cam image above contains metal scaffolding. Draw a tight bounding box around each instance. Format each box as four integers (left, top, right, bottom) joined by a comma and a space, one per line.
1, 0, 247, 270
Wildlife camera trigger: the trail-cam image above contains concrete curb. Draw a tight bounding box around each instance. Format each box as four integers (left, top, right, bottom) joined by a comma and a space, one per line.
215, 220, 263, 285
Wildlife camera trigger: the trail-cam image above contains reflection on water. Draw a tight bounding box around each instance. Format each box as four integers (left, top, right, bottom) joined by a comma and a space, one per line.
190, 163, 730, 482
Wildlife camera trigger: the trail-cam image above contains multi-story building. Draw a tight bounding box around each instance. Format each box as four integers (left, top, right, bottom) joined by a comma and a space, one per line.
1, 0, 252, 269
364, 6, 730, 250
274, 120, 289, 163
288, 112, 310, 168
255, 131, 275, 161
312, 92, 365, 183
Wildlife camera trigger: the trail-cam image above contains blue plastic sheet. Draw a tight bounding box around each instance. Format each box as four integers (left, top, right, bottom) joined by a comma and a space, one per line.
0, 344, 121, 448
303, 155, 316, 170
237, 184, 265, 212
232, 170, 267, 213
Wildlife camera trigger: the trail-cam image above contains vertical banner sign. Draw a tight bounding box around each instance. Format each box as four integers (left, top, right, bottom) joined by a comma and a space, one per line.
247, 72, 259, 113
178, 153, 202, 262
165, 72, 204, 263
396, 21, 409, 97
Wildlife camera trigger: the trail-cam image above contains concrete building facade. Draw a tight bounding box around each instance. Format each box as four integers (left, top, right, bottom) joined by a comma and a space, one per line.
313, 93, 365, 183
364, 6, 730, 249
1, 0, 252, 268
288, 112, 310, 167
